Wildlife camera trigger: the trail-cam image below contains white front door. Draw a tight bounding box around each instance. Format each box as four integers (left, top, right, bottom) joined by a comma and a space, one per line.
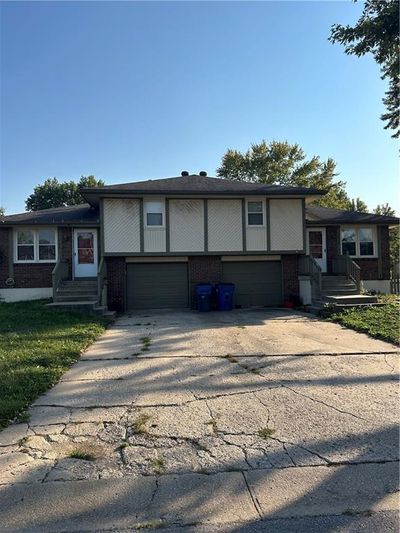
306, 227, 327, 272
73, 229, 98, 278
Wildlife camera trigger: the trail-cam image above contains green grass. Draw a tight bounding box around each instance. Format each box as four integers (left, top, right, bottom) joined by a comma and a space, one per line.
330, 302, 400, 345
0, 300, 107, 430
258, 427, 276, 439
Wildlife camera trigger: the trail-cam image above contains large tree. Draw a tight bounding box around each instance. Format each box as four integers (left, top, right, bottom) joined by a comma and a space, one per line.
330, 0, 399, 138
26, 175, 105, 211
216, 140, 352, 209
351, 197, 368, 212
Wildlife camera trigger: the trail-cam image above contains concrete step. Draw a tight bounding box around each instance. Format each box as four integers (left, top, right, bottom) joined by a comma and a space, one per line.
59, 282, 98, 288
322, 288, 358, 296
322, 294, 378, 305
54, 295, 98, 303
56, 290, 98, 297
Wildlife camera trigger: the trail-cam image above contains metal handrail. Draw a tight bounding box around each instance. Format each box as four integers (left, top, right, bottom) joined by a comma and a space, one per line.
97, 258, 107, 307
52, 260, 69, 301
299, 255, 322, 291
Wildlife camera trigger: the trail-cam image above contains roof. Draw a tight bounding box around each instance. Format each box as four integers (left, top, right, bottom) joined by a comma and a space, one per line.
80, 174, 325, 205
0, 204, 100, 226
306, 205, 399, 226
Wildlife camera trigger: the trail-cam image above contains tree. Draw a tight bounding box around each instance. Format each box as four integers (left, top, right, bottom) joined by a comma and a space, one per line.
216, 140, 352, 209
351, 197, 368, 212
374, 203, 399, 274
26, 175, 105, 211
0, 207, 5, 217
330, 0, 400, 138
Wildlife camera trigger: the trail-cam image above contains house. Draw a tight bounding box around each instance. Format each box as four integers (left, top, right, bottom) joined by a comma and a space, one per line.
0, 173, 398, 311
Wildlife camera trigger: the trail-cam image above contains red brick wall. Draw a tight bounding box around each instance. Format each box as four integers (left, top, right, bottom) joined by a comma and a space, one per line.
326, 226, 340, 273
60, 227, 73, 278
0, 226, 74, 289
106, 257, 126, 312
0, 228, 10, 287
282, 254, 300, 300
325, 225, 390, 280
188, 256, 223, 308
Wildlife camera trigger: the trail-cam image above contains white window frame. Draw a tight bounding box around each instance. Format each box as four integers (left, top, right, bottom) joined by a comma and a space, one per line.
340, 226, 377, 258
14, 228, 58, 263
246, 199, 265, 228
144, 199, 165, 229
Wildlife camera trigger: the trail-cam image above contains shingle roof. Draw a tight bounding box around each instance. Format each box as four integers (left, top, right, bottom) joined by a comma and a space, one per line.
0, 204, 100, 225
80, 174, 324, 197
306, 205, 399, 225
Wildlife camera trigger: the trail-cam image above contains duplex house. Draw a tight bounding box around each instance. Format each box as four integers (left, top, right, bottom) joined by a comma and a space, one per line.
0, 173, 397, 311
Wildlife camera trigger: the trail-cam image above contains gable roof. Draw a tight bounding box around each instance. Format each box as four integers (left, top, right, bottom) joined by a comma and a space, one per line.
0, 204, 99, 226
80, 174, 325, 205
306, 205, 399, 226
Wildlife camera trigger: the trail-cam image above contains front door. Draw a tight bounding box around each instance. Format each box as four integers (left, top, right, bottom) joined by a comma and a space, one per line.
306, 228, 327, 272
73, 229, 98, 278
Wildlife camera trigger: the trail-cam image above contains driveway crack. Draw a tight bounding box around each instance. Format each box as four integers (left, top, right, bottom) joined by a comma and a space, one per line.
281, 384, 367, 421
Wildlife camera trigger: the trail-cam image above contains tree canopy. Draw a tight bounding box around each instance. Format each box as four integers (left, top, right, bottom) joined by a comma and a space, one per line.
216, 140, 352, 209
0, 207, 5, 217
330, 0, 399, 138
26, 176, 105, 211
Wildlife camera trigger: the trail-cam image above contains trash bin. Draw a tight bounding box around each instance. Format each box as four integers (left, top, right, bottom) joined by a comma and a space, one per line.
196, 283, 213, 312
216, 283, 235, 311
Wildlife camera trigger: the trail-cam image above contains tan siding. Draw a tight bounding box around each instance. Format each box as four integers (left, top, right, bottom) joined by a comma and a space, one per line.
246, 226, 267, 251
169, 199, 204, 252
103, 199, 140, 253
270, 199, 304, 251
208, 200, 243, 252
144, 228, 166, 252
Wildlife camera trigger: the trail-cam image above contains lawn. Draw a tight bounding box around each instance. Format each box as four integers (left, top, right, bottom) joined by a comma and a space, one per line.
330, 301, 400, 345
0, 300, 108, 430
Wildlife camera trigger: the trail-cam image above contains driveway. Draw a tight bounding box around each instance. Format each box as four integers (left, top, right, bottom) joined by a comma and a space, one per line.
0, 309, 399, 532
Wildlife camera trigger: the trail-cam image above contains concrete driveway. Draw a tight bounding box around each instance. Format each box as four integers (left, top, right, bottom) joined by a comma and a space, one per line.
0, 309, 399, 532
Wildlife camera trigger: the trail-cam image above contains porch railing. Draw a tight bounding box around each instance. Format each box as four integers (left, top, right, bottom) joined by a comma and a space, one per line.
299, 255, 322, 293
97, 258, 107, 307
332, 254, 361, 293
52, 260, 69, 301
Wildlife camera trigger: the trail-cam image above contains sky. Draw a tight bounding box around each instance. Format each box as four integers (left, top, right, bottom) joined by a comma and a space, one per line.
1, 1, 398, 215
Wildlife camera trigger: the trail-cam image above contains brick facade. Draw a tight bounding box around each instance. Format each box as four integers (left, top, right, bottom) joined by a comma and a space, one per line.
326, 226, 340, 273
0, 226, 74, 289
281, 254, 300, 300
188, 256, 223, 308
0, 228, 10, 287
325, 224, 390, 280
106, 256, 126, 312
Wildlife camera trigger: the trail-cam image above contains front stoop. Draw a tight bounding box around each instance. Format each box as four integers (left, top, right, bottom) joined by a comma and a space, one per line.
47, 279, 115, 317
310, 275, 378, 314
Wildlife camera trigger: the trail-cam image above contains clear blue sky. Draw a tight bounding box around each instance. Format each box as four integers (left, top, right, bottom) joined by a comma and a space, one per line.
1, 1, 398, 215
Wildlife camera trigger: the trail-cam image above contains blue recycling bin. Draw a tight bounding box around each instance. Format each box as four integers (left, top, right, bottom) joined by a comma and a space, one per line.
216, 283, 235, 311
196, 283, 213, 312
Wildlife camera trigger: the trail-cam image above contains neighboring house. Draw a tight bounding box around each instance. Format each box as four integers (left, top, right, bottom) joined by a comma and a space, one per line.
0, 173, 398, 311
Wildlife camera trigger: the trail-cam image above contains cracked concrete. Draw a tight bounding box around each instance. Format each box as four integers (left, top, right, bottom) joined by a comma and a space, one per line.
0, 309, 398, 531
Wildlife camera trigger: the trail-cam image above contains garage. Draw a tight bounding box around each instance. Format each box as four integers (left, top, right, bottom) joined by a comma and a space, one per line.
222, 261, 282, 307
126, 262, 189, 309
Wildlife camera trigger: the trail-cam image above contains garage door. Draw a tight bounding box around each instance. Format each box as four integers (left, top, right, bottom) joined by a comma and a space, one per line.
222, 261, 282, 307
127, 263, 189, 309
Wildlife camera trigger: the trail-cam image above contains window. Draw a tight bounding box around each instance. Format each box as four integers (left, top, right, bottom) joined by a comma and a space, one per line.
145, 201, 163, 227
15, 228, 57, 262
247, 201, 264, 226
341, 227, 375, 257
341, 228, 356, 256
17, 230, 35, 261
359, 228, 374, 256
38, 230, 56, 260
